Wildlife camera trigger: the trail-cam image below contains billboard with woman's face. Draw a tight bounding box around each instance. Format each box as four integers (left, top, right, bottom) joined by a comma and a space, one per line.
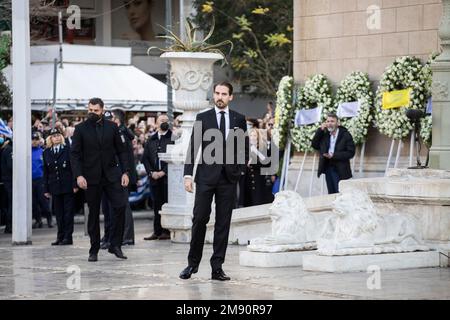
112, 0, 179, 54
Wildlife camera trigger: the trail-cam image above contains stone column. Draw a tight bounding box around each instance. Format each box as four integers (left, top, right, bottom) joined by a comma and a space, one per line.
11, 0, 32, 245
159, 52, 223, 243
429, 0, 450, 170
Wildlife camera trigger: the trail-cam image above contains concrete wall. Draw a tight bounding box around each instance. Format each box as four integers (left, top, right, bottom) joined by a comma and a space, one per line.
292, 0, 442, 172
294, 0, 442, 83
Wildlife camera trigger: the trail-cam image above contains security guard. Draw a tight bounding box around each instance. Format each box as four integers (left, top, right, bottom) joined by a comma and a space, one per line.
43, 128, 78, 245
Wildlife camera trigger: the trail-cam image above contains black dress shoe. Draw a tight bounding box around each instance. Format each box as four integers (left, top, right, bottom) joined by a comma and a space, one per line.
88, 254, 98, 262
211, 269, 231, 281
51, 240, 61, 246
122, 239, 135, 246
179, 266, 198, 280
108, 246, 127, 259
60, 239, 73, 245
143, 234, 159, 241
4, 228, 12, 234
158, 233, 171, 240
100, 242, 110, 250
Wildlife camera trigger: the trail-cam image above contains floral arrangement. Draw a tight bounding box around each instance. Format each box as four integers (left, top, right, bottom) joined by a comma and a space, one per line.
291, 74, 334, 152
273, 76, 294, 150
374, 56, 431, 140
334, 71, 374, 145
419, 53, 438, 148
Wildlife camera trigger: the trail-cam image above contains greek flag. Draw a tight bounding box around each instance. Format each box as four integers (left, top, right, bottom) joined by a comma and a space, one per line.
129, 175, 151, 203
0, 119, 12, 138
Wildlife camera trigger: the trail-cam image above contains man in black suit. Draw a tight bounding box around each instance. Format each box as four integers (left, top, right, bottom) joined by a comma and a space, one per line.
179, 82, 247, 281
70, 98, 130, 262
311, 113, 355, 194
142, 114, 173, 241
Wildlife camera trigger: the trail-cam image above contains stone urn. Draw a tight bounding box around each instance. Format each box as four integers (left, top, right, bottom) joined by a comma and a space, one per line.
159, 52, 223, 242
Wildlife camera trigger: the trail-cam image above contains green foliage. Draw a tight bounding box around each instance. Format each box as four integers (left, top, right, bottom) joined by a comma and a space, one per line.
0, 34, 11, 70
148, 17, 233, 65
0, 34, 11, 108
192, 0, 293, 98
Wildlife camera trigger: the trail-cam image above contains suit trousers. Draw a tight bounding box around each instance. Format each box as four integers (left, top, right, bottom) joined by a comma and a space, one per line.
85, 179, 128, 254
151, 179, 169, 236
188, 169, 237, 272
32, 178, 52, 224
52, 193, 74, 242
102, 192, 135, 243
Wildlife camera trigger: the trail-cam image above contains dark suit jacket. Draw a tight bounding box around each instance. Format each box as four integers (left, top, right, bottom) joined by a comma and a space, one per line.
70, 118, 129, 185
184, 108, 247, 185
142, 130, 174, 185
43, 144, 76, 195
1, 142, 12, 183
311, 126, 355, 180
118, 124, 138, 188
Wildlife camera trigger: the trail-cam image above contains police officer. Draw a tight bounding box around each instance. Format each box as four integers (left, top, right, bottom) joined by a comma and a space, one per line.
43, 128, 78, 245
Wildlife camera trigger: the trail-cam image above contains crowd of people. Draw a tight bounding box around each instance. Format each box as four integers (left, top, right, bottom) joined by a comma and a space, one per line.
0, 100, 278, 245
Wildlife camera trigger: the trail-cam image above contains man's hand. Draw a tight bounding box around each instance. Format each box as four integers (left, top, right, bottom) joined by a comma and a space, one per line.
73, 188, 79, 194
121, 173, 129, 187
321, 122, 327, 131
323, 153, 333, 159
151, 172, 160, 180
157, 171, 166, 179
77, 176, 88, 190
44, 193, 51, 199
184, 177, 193, 193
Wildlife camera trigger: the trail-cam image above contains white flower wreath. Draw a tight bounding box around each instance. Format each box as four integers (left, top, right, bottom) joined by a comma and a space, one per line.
273, 76, 294, 149
374, 56, 431, 140
334, 71, 374, 145
291, 74, 334, 152
419, 53, 437, 148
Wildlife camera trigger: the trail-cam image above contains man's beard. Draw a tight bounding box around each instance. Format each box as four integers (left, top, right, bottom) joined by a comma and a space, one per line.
215, 100, 227, 109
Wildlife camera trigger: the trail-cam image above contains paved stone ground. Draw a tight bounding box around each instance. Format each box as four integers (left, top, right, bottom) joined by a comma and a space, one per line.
0, 216, 449, 300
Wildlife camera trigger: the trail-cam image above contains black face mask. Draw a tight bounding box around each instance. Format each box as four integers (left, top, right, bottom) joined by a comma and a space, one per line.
87, 112, 101, 123
160, 122, 169, 131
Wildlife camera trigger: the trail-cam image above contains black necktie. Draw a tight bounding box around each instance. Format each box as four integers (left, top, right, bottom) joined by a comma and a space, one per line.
96, 122, 103, 145
220, 111, 226, 165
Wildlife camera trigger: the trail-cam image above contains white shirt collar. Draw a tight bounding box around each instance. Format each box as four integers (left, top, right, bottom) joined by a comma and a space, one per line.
215, 106, 229, 114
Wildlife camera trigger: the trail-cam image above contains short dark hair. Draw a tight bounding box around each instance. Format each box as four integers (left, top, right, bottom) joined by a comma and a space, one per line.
88, 97, 104, 108
327, 113, 339, 120
112, 109, 126, 125
213, 82, 233, 95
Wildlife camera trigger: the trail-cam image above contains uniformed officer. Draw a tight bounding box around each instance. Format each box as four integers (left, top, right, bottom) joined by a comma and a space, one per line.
43, 128, 78, 245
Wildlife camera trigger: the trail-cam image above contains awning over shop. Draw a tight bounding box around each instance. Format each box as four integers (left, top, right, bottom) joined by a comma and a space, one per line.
2, 44, 171, 112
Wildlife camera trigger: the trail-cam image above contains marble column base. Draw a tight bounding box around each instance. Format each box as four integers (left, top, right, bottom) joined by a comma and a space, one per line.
239, 250, 316, 268
302, 251, 444, 273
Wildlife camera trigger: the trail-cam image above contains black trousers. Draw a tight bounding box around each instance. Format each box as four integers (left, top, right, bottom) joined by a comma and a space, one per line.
52, 193, 74, 241
102, 193, 134, 243
3, 181, 12, 232
32, 178, 52, 224
325, 166, 340, 194
151, 179, 169, 236
188, 170, 236, 272
84, 180, 127, 255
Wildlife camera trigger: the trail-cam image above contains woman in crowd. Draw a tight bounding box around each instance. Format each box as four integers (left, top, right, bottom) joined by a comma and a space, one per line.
43, 128, 78, 245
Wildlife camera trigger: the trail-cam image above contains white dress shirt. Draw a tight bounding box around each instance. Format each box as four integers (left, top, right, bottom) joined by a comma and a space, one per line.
53, 145, 61, 154
328, 128, 339, 155
215, 106, 230, 139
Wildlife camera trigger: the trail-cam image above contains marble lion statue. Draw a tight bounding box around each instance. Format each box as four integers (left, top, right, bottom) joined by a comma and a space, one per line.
317, 188, 429, 256
248, 191, 334, 252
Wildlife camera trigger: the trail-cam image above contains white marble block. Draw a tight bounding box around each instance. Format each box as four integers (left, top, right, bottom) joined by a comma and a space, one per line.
302, 251, 442, 273
239, 250, 316, 268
